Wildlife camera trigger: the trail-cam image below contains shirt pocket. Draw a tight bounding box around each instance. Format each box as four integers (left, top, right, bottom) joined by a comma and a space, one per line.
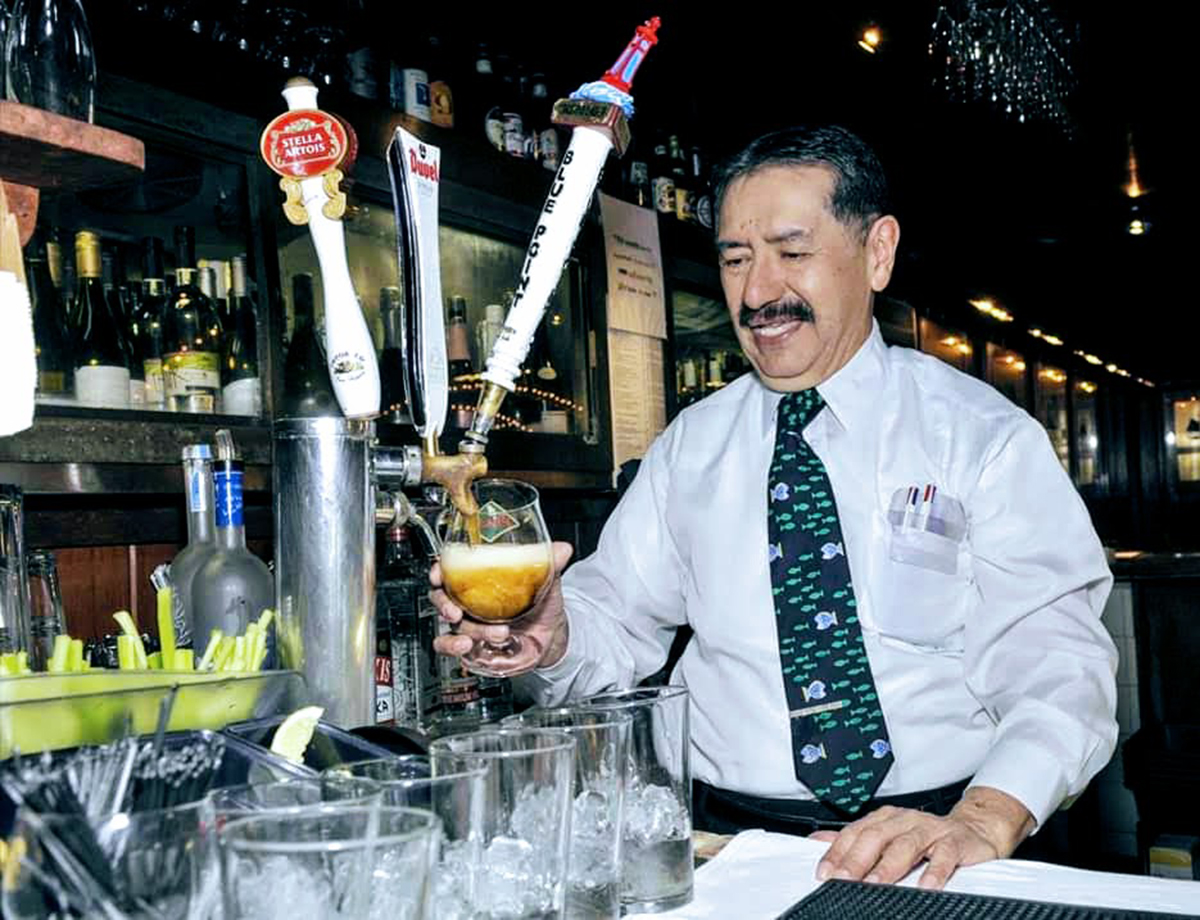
875, 521, 970, 651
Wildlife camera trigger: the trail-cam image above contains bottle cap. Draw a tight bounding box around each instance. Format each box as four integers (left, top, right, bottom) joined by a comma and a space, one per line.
485, 303, 505, 322
182, 444, 213, 461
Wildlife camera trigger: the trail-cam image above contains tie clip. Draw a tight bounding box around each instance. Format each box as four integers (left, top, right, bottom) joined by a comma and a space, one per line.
789, 699, 849, 719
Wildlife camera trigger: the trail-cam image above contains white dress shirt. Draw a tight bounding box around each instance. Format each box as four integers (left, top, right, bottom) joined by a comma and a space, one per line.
520, 322, 1118, 828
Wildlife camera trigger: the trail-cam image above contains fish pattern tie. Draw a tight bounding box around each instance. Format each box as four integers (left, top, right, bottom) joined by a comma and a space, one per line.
767, 388, 893, 814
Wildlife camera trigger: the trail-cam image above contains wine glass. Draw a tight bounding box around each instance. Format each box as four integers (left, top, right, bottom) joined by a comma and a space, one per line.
439, 478, 554, 676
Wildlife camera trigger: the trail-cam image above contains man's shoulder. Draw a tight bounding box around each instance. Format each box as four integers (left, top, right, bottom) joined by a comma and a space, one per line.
887, 343, 1034, 430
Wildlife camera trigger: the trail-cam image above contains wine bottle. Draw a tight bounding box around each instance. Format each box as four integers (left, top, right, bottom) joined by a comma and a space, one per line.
445, 295, 473, 429
378, 285, 409, 424
103, 248, 143, 406
191, 457, 274, 662
280, 272, 338, 417
26, 232, 72, 401
670, 134, 694, 223
428, 34, 453, 129
139, 237, 168, 410
161, 227, 223, 413
650, 136, 676, 215
167, 443, 216, 649
221, 255, 262, 416
72, 230, 130, 408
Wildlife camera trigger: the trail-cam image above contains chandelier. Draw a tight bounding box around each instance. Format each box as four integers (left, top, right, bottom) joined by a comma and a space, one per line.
930, 1, 1077, 134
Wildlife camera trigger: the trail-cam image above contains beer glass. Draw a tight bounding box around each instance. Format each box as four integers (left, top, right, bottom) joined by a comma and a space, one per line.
439, 479, 554, 676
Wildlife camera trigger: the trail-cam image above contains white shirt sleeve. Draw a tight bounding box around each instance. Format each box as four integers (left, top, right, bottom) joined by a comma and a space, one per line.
516, 422, 690, 705
962, 416, 1119, 828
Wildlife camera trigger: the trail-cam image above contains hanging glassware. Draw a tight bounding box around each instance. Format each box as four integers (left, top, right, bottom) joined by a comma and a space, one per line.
3, 0, 96, 122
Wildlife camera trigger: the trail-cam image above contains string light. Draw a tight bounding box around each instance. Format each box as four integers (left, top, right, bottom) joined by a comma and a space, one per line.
970, 298, 1013, 322
858, 25, 883, 53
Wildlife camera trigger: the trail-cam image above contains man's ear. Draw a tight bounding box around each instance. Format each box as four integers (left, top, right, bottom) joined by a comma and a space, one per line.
866, 215, 900, 292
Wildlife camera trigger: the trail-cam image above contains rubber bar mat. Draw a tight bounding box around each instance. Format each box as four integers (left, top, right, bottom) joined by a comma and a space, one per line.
777, 880, 1193, 919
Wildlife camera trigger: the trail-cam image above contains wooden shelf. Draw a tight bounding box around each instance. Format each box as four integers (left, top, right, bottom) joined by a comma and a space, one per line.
0, 99, 145, 244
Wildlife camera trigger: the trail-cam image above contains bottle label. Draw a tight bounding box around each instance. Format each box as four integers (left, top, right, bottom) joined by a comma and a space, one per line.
652, 177, 676, 213
696, 193, 714, 230
74, 365, 131, 409
484, 108, 506, 150
675, 187, 694, 222
187, 468, 209, 514
143, 358, 165, 406
430, 80, 454, 127
129, 379, 146, 406
37, 371, 67, 395
222, 378, 262, 416
214, 469, 245, 527
539, 128, 560, 171
403, 68, 431, 121
164, 352, 220, 398
503, 113, 525, 157
478, 500, 520, 543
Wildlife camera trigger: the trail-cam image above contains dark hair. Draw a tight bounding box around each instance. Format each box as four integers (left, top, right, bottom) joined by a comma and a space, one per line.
712, 125, 890, 241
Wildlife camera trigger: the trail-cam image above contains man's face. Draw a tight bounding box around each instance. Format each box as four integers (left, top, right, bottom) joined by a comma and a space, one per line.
717, 164, 899, 391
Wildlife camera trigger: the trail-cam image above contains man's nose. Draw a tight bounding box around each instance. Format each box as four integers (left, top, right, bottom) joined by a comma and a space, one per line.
742, 254, 785, 311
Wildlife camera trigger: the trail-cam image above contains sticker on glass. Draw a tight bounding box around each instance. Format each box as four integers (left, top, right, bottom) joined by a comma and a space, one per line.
478, 500, 520, 543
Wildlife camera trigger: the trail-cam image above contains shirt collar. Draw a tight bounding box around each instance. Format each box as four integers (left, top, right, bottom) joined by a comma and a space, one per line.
757, 319, 888, 434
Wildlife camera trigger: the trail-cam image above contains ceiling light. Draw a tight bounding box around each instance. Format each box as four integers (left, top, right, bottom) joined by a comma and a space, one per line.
858, 25, 882, 53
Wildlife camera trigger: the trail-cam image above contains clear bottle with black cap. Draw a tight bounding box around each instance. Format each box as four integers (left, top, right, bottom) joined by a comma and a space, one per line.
161, 226, 222, 413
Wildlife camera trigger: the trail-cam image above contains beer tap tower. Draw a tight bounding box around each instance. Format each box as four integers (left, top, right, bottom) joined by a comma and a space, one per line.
269, 20, 660, 727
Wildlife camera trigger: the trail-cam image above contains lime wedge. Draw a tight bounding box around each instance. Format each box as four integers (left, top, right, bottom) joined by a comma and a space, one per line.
269, 706, 325, 765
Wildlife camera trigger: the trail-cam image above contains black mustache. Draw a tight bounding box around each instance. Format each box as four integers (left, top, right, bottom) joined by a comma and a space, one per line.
739, 301, 815, 328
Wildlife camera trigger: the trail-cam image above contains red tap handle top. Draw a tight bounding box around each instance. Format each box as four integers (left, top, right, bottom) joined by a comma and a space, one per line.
601, 16, 662, 93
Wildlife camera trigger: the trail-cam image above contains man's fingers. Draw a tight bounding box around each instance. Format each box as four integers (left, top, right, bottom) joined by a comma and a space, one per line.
429, 560, 443, 588
429, 588, 464, 624
432, 634, 474, 657
918, 840, 960, 890
551, 541, 574, 572
808, 831, 838, 843
863, 829, 930, 884
816, 808, 917, 881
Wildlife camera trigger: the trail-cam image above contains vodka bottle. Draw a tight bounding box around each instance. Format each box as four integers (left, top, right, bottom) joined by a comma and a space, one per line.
167, 443, 216, 648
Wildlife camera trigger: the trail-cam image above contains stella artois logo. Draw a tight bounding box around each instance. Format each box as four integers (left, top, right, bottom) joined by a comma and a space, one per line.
260, 109, 347, 178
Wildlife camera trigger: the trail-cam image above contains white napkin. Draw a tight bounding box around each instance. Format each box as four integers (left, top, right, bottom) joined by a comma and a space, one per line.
0, 270, 36, 436
625, 830, 1200, 919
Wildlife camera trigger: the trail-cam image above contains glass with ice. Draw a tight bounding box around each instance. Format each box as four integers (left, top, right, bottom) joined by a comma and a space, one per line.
579, 686, 693, 913
428, 727, 575, 919
503, 707, 632, 920
439, 478, 555, 676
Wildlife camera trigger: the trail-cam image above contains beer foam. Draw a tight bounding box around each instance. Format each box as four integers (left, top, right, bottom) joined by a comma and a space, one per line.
440, 543, 553, 570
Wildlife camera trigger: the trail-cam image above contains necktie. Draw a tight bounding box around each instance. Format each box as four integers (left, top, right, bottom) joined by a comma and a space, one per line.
767, 388, 893, 815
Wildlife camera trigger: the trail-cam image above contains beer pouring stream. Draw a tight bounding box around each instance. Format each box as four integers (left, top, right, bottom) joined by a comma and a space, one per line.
462, 17, 662, 456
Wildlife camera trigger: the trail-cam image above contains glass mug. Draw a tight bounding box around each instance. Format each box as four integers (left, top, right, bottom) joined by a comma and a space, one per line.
437, 478, 554, 676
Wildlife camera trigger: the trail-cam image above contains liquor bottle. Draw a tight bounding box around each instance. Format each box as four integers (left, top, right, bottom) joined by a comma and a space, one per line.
670, 135, 693, 223
627, 137, 651, 208
26, 231, 72, 400
378, 285, 409, 424
192, 456, 274, 662
161, 226, 222, 413
472, 42, 503, 150
72, 230, 130, 408
280, 272, 338, 417
427, 34, 454, 128
376, 521, 441, 729
221, 255, 261, 416
496, 54, 525, 158
475, 300, 505, 369
528, 72, 559, 171
167, 443, 216, 650
138, 237, 168, 410
393, 33, 431, 122
445, 295, 473, 429
692, 145, 714, 230
650, 136, 675, 215
102, 249, 143, 406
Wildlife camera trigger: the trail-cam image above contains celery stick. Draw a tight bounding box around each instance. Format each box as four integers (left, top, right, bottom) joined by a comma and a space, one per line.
231, 636, 247, 672
212, 637, 236, 672
113, 611, 148, 669
156, 586, 176, 670
17, 651, 28, 673
174, 649, 195, 671
198, 629, 225, 671
147, 652, 163, 670
67, 639, 83, 672
117, 635, 135, 670
48, 636, 71, 673
253, 645, 268, 671
0, 655, 16, 676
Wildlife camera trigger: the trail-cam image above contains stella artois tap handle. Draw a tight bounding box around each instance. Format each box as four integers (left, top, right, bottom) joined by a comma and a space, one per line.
261, 77, 380, 419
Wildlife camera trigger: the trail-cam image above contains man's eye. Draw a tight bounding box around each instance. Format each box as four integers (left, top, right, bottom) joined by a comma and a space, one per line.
721, 255, 747, 269
782, 251, 811, 261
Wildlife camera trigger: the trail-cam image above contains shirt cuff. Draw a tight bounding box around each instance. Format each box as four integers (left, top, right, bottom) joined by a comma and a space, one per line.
967, 738, 1070, 831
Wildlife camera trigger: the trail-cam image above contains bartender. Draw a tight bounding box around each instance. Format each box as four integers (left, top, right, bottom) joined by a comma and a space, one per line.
432, 124, 1118, 889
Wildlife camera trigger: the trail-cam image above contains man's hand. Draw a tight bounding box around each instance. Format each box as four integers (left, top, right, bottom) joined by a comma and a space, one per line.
430, 541, 574, 676
810, 786, 1035, 890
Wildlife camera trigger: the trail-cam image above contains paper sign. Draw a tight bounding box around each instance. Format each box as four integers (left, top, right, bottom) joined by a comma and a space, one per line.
598, 192, 667, 340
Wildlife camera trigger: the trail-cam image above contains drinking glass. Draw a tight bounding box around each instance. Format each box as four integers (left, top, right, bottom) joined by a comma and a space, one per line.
503, 708, 632, 920
0, 484, 29, 655
26, 548, 65, 670
219, 805, 439, 920
325, 756, 488, 920
428, 728, 576, 919
439, 478, 555, 676
204, 776, 383, 822
2, 801, 218, 920
579, 686, 694, 913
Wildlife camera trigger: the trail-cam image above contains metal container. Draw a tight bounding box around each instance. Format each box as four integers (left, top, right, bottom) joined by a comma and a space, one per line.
0, 484, 31, 655
273, 418, 375, 727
